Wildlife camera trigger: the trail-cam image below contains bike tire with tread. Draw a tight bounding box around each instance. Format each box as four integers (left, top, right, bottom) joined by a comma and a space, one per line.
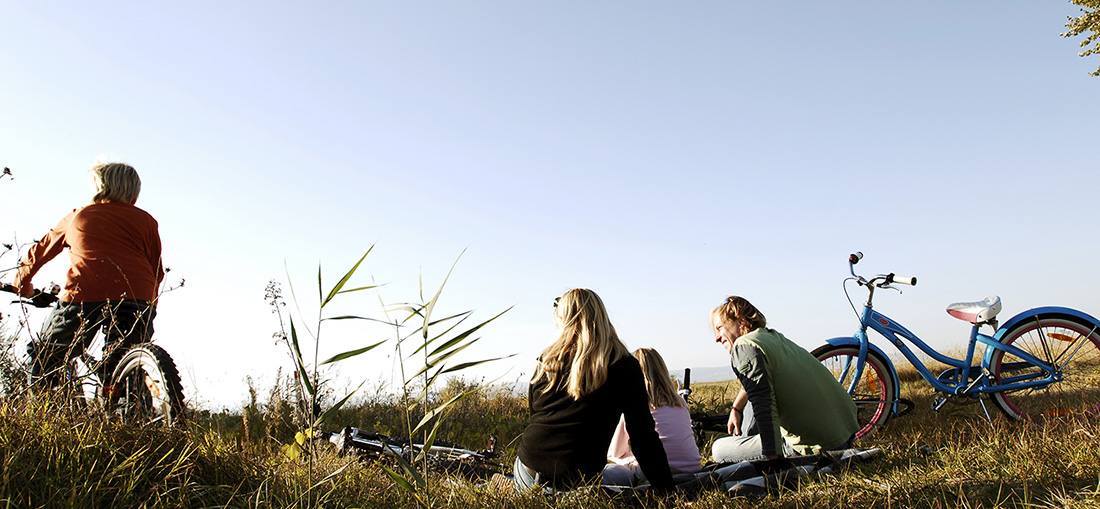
108, 343, 185, 426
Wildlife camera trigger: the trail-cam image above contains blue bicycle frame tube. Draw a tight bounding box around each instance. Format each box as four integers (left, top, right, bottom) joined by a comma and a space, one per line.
822, 335, 901, 414
865, 307, 1074, 395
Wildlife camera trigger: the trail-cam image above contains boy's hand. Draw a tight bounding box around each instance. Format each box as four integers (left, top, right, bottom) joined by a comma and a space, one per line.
728, 407, 743, 435
0, 282, 30, 298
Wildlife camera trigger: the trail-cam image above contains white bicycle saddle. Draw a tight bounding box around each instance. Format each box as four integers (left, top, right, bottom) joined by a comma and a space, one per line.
946, 296, 1002, 324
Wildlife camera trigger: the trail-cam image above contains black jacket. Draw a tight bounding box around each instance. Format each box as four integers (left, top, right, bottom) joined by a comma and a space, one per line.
518, 354, 674, 489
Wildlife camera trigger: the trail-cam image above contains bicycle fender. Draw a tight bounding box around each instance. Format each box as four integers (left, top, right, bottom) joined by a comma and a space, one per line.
821, 337, 903, 416
982, 307, 1100, 366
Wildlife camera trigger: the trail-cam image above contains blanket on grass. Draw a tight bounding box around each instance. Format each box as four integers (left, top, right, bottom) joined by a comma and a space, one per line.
608, 447, 882, 498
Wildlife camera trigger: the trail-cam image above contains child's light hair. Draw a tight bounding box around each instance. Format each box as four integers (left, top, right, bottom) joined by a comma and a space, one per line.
633, 347, 686, 409
533, 288, 629, 400
90, 161, 141, 204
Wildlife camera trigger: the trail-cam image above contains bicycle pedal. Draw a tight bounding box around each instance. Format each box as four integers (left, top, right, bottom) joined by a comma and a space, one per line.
931, 395, 948, 412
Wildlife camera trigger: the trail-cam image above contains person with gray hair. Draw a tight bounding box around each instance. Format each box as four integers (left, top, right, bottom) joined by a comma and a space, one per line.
14, 160, 164, 388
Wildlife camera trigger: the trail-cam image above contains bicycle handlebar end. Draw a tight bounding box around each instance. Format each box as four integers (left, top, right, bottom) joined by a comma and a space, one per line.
886, 273, 917, 286
1, 283, 59, 307
849, 252, 863, 265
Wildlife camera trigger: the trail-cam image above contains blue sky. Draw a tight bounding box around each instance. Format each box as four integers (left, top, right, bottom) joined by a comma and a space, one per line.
3, 1, 1098, 409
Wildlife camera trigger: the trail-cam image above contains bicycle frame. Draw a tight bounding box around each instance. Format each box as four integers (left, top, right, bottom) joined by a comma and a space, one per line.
849, 306, 1058, 396
828, 271, 1100, 405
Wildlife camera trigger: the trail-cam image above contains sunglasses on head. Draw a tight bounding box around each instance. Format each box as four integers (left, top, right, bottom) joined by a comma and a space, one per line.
553, 296, 561, 308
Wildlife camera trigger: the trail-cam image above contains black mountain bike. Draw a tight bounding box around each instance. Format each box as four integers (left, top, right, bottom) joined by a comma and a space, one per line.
1, 283, 185, 426
319, 426, 505, 481
679, 367, 734, 446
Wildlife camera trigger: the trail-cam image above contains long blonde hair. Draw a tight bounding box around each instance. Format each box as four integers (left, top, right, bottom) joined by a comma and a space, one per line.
532, 288, 628, 400
633, 348, 686, 409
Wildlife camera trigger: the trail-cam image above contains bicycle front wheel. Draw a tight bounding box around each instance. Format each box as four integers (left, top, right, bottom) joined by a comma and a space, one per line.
108, 343, 185, 426
989, 316, 1100, 421
813, 345, 894, 438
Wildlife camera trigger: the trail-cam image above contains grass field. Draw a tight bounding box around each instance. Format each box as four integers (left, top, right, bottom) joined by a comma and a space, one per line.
2, 363, 1099, 508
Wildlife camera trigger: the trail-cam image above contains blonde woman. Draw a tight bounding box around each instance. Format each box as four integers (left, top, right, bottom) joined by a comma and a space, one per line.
14, 161, 163, 388
606, 348, 703, 483
514, 289, 674, 492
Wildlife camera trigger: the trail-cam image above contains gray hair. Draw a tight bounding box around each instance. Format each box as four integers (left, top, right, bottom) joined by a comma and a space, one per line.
90, 162, 141, 204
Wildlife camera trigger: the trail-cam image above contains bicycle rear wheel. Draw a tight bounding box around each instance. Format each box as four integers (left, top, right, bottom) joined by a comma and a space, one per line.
108, 343, 185, 426
989, 316, 1100, 421
813, 345, 894, 438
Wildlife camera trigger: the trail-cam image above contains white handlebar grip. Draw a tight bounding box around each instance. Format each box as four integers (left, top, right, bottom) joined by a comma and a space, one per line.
893, 275, 917, 286
849, 252, 863, 264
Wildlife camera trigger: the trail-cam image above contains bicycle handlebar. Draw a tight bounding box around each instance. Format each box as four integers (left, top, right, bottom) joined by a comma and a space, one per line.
0, 282, 60, 308
848, 252, 917, 288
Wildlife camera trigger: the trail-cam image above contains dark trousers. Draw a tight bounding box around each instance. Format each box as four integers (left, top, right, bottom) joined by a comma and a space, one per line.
28, 299, 155, 387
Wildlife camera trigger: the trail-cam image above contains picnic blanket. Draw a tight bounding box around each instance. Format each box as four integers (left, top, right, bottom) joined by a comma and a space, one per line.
607, 447, 883, 498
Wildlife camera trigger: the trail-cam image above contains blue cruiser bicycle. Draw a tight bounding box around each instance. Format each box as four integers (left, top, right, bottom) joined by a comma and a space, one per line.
814, 252, 1100, 438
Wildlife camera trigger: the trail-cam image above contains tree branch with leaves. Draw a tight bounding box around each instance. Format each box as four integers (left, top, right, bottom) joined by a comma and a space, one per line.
1065, 0, 1100, 76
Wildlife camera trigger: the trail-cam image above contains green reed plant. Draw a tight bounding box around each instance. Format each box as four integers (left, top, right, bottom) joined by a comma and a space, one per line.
273, 247, 513, 507
275, 247, 387, 503
371, 249, 513, 508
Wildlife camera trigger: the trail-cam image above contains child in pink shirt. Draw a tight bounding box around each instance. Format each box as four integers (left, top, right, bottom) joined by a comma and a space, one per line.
605, 348, 702, 486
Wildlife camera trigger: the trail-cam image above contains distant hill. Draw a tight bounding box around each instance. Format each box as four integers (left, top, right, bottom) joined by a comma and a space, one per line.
499, 365, 734, 395
672, 366, 734, 385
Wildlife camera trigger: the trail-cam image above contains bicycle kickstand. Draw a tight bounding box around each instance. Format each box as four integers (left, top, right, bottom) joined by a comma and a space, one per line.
963, 372, 996, 429
977, 397, 995, 429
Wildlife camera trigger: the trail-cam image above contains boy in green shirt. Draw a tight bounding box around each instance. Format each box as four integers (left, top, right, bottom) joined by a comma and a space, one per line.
710, 296, 858, 463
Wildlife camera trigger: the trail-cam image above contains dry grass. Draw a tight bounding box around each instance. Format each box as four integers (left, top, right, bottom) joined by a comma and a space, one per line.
2, 364, 1100, 507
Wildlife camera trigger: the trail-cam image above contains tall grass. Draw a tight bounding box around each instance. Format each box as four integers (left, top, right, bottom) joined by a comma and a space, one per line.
3, 288, 1100, 509
3, 359, 1100, 507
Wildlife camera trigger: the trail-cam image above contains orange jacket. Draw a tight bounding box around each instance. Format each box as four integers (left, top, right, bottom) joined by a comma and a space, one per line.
15, 202, 164, 303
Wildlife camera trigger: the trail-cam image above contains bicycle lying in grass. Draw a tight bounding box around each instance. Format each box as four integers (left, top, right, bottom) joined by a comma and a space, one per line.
1, 283, 185, 426
317, 426, 505, 481
814, 252, 1100, 437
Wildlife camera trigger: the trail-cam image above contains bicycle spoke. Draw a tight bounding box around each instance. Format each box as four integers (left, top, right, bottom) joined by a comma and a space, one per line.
991, 317, 1100, 421
815, 345, 894, 437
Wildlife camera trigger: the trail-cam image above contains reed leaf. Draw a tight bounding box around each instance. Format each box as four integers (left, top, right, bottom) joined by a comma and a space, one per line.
311, 463, 350, 489
319, 340, 386, 365
378, 463, 416, 493
412, 387, 475, 436
412, 365, 447, 404
425, 307, 511, 359
321, 247, 373, 307
336, 284, 381, 295
314, 382, 365, 429
284, 261, 315, 340
440, 354, 516, 374
420, 249, 466, 339
411, 341, 477, 380
288, 318, 315, 398
406, 313, 472, 357
414, 408, 451, 463
320, 315, 393, 325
